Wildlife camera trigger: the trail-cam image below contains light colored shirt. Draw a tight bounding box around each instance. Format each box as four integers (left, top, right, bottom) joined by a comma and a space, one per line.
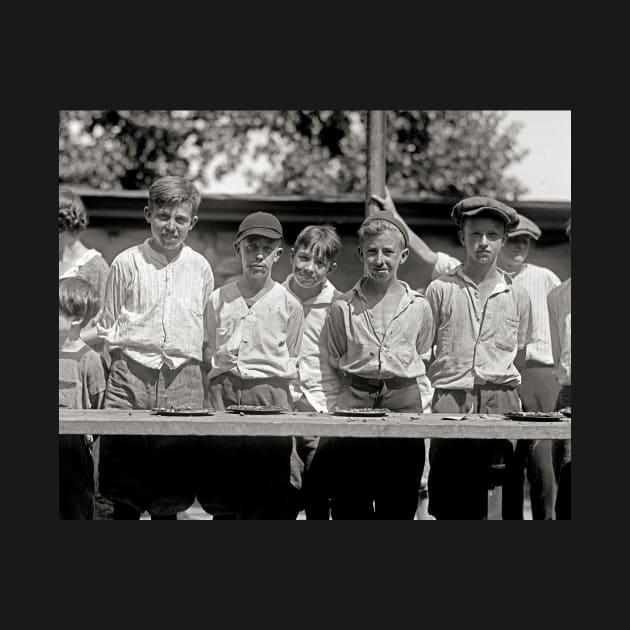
426, 265, 534, 390
547, 278, 571, 386
511, 263, 560, 365
433, 253, 558, 365
326, 279, 435, 380
205, 280, 304, 381
283, 276, 343, 413
97, 240, 214, 370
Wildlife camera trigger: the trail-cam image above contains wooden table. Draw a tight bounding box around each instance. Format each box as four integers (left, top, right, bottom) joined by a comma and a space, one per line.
59, 409, 571, 439
59, 409, 570, 520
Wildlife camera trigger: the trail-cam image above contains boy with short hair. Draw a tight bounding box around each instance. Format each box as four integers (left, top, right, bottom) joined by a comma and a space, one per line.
547, 217, 571, 519
324, 211, 435, 519
283, 224, 343, 519
97, 176, 214, 520
425, 197, 533, 519
59, 277, 107, 519
197, 211, 304, 519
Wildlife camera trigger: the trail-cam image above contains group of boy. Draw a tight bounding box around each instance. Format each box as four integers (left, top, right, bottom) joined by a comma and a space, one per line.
59, 175, 570, 520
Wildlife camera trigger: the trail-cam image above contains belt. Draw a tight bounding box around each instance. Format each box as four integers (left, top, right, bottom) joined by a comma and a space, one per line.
347, 374, 416, 391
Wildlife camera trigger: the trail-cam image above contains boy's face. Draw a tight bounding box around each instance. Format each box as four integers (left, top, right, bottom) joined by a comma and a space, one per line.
358, 232, 408, 283
499, 234, 531, 268
59, 310, 73, 334
459, 217, 507, 266
235, 235, 282, 280
290, 246, 335, 289
144, 203, 198, 253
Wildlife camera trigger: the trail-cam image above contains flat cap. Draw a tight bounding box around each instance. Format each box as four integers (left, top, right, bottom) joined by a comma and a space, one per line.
451, 196, 519, 230
508, 214, 542, 240
360, 210, 409, 248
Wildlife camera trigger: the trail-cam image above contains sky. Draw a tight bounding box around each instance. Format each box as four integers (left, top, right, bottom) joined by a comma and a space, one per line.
203, 111, 571, 201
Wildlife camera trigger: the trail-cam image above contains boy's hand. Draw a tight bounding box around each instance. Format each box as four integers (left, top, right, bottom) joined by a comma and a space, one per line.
370, 186, 398, 215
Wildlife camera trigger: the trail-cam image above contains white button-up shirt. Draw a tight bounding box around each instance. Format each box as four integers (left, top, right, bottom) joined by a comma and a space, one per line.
426, 266, 534, 390
97, 240, 214, 370
205, 280, 304, 381
326, 279, 435, 380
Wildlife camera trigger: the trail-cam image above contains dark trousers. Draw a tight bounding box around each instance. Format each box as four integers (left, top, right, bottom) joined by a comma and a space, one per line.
59, 435, 94, 520
503, 362, 560, 519
428, 384, 520, 520
553, 386, 571, 519
329, 374, 425, 520
291, 397, 334, 520
99, 351, 203, 518
195, 372, 294, 519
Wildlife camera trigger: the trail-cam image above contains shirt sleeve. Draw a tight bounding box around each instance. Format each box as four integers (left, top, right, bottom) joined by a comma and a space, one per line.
516, 287, 535, 349
325, 301, 348, 369
415, 299, 436, 356
547, 290, 561, 369
202, 265, 215, 346
97, 259, 128, 339
203, 293, 218, 366
286, 298, 305, 359
424, 281, 442, 346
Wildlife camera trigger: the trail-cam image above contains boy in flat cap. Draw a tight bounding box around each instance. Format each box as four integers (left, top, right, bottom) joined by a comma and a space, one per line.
371, 191, 563, 518
324, 210, 435, 519
196, 211, 305, 519
424, 197, 534, 519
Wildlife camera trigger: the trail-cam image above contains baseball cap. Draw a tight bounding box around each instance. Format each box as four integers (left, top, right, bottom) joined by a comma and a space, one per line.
360, 210, 409, 248
508, 214, 542, 240
235, 211, 283, 243
451, 196, 519, 230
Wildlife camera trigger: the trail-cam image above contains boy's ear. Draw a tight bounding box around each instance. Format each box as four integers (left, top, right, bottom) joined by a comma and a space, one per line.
458, 229, 465, 247
274, 247, 284, 261
189, 215, 199, 230
326, 261, 337, 276
357, 245, 364, 261
143, 206, 152, 223
399, 247, 409, 265
289, 247, 295, 259
233, 241, 241, 256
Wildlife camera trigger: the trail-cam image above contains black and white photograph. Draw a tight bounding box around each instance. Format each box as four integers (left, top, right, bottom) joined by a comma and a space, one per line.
58, 110, 571, 520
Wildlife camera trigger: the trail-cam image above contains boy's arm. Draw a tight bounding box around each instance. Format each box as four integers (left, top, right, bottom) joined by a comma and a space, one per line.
286, 301, 305, 359
202, 297, 218, 370
201, 267, 216, 371
424, 282, 442, 347
547, 291, 561, 369
324, 302, 348, 371
96, 262, 126, 339
415, 299, 436, 356
89, 390, 105, 410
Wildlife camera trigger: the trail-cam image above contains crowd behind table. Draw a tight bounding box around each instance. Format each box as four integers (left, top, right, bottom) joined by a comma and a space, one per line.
58, 177, 572, 520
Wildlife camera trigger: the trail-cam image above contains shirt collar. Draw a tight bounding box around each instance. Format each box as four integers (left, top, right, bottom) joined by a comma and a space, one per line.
451, 264, 513, 295
141, 238, 189, 266
283, 275, 338, 306
350, 278, 423, 305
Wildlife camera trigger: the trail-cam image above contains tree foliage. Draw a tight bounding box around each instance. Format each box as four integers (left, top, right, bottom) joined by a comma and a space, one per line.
59, 110, 528, 199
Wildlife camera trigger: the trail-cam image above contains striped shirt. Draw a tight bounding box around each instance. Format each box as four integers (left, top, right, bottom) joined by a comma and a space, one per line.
432, 253, 558, 364
97, 240, 214, 370
426, 266, 534, 390
325, 279, 435, 379
547, 278, 571, 386
283, 276, 343, 413
205, 280, 304, 381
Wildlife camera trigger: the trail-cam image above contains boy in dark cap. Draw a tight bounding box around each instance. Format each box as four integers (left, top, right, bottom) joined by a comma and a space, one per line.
425, 197, 534, 519
324, 210, 435, 519
195, 211, 305, 519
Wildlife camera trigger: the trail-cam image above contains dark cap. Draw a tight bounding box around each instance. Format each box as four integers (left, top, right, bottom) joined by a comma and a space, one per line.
360, 210, 409, 248
451, 196, 519, 230
508, 214, 541, 240
235, 211, 283, 243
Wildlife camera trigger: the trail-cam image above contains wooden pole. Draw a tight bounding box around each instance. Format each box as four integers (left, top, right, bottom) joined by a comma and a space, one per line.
365, 111, 387, 217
